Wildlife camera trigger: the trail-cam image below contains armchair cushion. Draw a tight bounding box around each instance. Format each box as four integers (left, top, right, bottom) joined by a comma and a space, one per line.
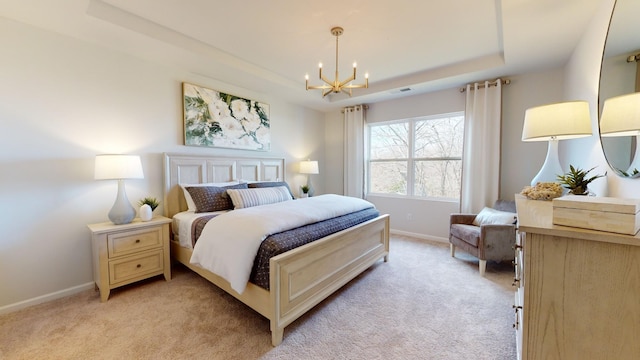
472, 207, 517, 226
450, 224, 481, 247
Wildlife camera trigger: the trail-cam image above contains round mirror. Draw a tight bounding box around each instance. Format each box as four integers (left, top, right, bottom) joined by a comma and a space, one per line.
599, 0, 640, 177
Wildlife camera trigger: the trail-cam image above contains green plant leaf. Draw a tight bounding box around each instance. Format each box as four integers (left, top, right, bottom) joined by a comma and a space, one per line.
138, 197, 160, 211
556, 165, 605, 193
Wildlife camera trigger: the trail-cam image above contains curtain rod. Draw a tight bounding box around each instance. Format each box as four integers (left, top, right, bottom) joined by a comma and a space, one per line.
341, 104, 369, 113
459, 79, 510, 92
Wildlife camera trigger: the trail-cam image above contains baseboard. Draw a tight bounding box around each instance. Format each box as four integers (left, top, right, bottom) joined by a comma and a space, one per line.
0, 282, 95, 315
390, 229, 448, 244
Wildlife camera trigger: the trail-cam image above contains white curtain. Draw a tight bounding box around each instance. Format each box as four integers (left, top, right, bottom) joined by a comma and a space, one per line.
460, 80, 502, 213
343, 105, 365, 198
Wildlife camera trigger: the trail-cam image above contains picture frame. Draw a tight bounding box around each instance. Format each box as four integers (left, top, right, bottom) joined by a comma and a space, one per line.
182, 82, 270, 151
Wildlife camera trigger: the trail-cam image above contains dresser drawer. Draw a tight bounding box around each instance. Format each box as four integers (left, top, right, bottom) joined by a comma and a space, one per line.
109, 249, 163, 285
107, 226, 163, 258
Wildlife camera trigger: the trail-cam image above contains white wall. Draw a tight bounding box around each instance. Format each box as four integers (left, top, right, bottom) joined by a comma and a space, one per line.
500, 68, 565, 198
0, 18, 324, 310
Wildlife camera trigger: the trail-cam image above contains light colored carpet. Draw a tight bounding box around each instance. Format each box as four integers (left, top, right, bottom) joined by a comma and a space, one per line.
0, 235, 517, 360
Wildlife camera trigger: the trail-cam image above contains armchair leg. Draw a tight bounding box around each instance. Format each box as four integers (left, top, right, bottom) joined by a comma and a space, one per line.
479, 260, 486, 276
450, 243, 456, 257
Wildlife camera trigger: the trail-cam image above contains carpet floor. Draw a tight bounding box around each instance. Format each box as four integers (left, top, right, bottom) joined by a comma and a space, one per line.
0, 235, 517, 359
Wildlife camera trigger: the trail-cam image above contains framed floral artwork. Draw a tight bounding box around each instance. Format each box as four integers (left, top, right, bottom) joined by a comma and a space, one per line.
182, 82, 270, 151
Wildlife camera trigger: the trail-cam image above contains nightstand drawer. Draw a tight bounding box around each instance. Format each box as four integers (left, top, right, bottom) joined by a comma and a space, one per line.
109, 249, 163, 285
108, 227, 162, 258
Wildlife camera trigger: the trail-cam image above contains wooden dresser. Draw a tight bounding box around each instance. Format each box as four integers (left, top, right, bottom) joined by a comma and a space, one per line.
514, 195, 640, 360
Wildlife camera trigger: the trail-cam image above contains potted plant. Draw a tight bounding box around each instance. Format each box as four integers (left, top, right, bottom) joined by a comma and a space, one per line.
138, 197, 160, 221
556, 165, 605, 195
300, 185, 310, 198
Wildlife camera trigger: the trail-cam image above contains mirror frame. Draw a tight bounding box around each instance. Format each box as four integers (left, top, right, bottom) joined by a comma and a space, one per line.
598, 0, 640, 178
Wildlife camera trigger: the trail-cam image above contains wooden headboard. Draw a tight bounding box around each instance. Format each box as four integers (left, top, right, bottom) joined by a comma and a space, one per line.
163, 153, 285, 218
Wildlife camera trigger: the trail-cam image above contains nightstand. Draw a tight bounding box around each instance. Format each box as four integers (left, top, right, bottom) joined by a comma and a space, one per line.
87, 216, 172, 302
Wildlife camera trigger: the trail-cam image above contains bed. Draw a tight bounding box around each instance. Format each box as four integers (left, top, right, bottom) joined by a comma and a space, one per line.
163, 153, 390, 346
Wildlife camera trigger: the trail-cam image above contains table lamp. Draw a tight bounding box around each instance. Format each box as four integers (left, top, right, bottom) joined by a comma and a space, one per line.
521, 101, 592, 186
299, 159, 319, 196
600, 92, 640, 174
94, 154, 144, 224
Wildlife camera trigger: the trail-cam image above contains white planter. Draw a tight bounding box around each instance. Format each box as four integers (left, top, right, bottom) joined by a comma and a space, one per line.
139, 204, 153, 221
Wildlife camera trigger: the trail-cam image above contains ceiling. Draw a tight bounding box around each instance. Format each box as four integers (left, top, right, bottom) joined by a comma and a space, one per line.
0, 0, 604, 112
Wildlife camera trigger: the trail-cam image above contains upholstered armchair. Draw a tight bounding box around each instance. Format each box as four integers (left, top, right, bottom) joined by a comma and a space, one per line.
449, 200, 517, 276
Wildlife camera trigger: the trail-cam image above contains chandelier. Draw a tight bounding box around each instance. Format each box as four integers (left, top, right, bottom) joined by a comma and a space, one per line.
305, 26, 369, 97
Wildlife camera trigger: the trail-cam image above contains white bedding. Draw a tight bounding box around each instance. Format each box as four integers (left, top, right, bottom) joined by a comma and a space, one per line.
189, 194, 375, 294
172, 210, 228, 249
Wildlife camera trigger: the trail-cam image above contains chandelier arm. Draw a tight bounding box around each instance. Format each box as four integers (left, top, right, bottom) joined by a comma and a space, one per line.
322, 88, 333, 97
339, 74, 356, 87
316, 67, 329, 87
307, 84, 333, 90
320, 75, 334, 86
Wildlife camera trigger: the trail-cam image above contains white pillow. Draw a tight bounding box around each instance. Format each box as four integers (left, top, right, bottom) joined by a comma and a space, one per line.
180, 181, 238, 211
472, 207, 517, 226
226, 186, 293, 209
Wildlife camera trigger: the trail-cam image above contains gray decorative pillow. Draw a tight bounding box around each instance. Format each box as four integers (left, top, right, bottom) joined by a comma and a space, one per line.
186, 183, 248, 213
248, 181, 294, 200
180, 181, 239, 211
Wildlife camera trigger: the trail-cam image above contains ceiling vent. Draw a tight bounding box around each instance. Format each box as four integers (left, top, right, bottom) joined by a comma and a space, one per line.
389, 87, 412, 94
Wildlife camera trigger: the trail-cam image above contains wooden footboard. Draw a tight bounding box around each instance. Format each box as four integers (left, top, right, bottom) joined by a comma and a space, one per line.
171, 214, 389, 346
269, 214, 389, 345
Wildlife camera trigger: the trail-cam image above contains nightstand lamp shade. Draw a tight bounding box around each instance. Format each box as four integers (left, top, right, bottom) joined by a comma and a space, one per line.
95, 154, 144, 225
299, 160, 319, 197
299, 160, 319, 175
522, 101, 592, 186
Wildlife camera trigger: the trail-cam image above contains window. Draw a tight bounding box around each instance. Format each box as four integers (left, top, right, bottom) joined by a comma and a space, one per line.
367, 112, 464, 200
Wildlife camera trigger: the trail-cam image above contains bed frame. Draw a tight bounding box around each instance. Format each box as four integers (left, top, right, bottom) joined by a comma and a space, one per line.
164, 153, 390, 346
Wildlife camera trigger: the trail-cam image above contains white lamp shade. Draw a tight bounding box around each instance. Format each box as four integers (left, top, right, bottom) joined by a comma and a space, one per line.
299, 160, 319, 174
95, 154, 144, 180
600, 93, 640, 137
522, 101, 593, 141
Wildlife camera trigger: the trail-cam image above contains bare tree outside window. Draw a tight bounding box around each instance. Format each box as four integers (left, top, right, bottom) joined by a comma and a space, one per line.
368, 113, 464, 200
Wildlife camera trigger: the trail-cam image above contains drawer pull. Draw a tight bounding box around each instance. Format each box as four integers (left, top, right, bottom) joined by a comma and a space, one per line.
135, 239, 141, 243
137, 264, 142, 268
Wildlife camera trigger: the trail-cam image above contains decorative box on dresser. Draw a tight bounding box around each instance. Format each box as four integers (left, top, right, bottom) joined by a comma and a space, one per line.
87, 216, 172, 302
514, 194, 640, 360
